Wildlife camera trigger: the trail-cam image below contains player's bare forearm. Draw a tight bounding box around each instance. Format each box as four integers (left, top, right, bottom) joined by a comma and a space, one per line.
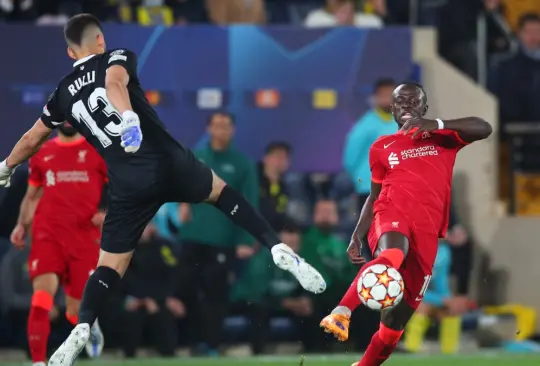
6, 120, 52, 168
443, 117, 492, 143
17, 186, 42, 228
105, 80, 132, 114
105, 65, 132, 114
353, 195, 375, 246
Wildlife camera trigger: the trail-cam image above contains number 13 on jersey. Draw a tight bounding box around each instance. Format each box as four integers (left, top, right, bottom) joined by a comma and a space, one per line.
71, 87, 123, 148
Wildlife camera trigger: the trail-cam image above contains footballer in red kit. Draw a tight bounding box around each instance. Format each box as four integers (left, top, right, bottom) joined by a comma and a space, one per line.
320, 82, 492, 366
10, 123, 107, 365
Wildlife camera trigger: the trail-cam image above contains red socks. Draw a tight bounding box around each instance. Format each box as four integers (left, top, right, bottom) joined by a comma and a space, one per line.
358, 324, 403, 366
28, 291, 53, 363
338, 249, 405, 311
65, 312, 78, 326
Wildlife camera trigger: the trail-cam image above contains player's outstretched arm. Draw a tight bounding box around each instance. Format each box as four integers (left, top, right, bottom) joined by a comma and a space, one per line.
4, 119, 52, 169
401, 117, 492, 143
441, 117, 492, 143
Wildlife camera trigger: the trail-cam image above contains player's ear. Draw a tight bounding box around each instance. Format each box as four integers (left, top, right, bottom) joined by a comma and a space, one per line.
423, 104, 429, 116
67, 47, 76, 61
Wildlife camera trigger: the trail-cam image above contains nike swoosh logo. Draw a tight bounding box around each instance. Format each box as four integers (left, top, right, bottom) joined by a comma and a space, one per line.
415, 297, 422, 302
384, 141, 395, 149
51, 121, 63, 126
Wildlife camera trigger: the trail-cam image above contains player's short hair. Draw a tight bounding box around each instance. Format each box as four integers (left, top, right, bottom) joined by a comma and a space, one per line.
64, 14, 102, 46
265, 141, 291, 156
518, 13, 540, 30
207, 112, 235, 126
399, 81, 427, 103
374, 77, 396, 92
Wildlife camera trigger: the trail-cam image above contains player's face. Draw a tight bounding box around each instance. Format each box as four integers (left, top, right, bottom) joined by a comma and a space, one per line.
391, 85, 427, 126
58, 122, 78, 137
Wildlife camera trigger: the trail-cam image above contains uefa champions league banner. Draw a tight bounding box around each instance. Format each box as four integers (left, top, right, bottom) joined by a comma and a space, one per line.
0, 25, 412, 172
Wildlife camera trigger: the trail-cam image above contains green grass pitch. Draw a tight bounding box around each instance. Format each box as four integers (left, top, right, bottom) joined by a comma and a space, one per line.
5, 354, 540, 366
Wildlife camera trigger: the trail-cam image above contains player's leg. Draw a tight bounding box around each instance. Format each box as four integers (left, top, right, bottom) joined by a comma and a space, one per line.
49, 199, 161, 366
205, 171, 325, 293
64, 242, 104, 359
27, 237, 64, 366
354, 235, 437, 366
28, 273, 60, 366
171, 151, 326, 294
403, 302, 432, 352
352, 299, 416, 366
321, 232, 409, 341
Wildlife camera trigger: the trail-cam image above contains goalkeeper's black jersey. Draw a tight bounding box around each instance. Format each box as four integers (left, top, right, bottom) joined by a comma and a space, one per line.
39, 49, 184, 198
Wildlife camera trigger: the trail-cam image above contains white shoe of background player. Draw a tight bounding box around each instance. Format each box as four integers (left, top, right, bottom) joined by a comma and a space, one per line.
271, 243, 326, 294
48, 323, 89, 366
85, 319, 104, 358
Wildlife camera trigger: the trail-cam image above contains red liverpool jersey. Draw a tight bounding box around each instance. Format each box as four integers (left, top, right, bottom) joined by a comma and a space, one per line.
369, 129, 468, 237
29, 137, 107, 229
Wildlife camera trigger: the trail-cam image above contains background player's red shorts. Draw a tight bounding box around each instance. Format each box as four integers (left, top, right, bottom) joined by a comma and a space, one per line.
368, 203, 439, 309
29, 225, 100, 300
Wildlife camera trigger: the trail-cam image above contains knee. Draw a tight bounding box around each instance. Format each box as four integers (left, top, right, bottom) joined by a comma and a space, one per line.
97, 250, 132, 277
31, 290, 54, 312
378, 322, 404, 345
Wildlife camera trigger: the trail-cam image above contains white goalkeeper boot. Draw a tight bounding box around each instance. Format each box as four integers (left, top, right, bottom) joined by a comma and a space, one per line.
48, 323, 89, 366
271, 243, 326, 294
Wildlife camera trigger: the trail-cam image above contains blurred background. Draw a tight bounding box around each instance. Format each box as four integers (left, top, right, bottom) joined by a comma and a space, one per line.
1, 0, 540, 363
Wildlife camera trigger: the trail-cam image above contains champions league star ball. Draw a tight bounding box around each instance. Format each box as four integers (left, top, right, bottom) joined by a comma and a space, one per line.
357, 264, 405, 311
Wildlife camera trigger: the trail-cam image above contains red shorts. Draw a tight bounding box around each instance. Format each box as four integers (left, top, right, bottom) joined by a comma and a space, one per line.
29, 227, 100, 300
368, 204, 439, 309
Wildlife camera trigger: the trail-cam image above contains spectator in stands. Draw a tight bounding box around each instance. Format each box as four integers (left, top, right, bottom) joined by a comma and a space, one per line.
166, 0, 209, 23
438, 0, 512, 78
0, 0, 37, 21
300, 200, 355, 301
489, 13, 540, 131
121, 223, 178, 358
259, 141, 291, 231
404, 240, 471, 354
503, 0, 540, 33
342, 77, 397, 214
230, 220, 323, 354
304, 0, 382, 28
153, 203, 182, 243
206, 0, 266, 25
447, 202, 472, 295
176, 112, 257, 356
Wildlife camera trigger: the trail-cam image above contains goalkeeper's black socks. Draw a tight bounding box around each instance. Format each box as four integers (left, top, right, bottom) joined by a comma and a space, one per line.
78, 266, 121, 325
213, 185, 281, 249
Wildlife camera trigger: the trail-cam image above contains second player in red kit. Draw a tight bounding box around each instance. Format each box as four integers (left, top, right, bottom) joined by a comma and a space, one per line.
10, 122, 107, 365
320, 82, 492, 366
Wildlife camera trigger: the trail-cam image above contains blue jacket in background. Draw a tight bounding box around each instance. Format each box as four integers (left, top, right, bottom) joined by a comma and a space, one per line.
423, 242, 452, 306
153, 203, 182, 242
342, 109, 397, 194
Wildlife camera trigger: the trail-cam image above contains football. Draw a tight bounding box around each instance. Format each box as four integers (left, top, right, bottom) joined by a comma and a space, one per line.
357, 264, 405, 311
